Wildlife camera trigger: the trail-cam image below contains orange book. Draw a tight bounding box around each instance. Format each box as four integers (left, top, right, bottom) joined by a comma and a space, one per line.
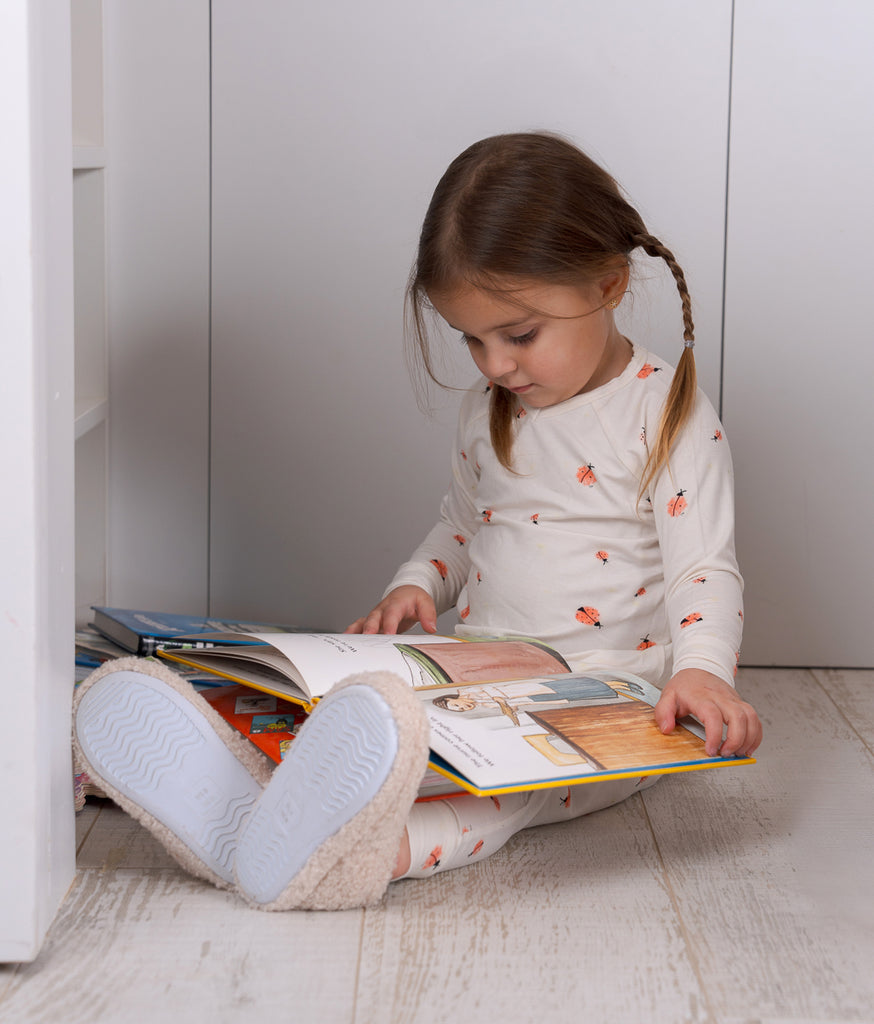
198, 684, 308, 764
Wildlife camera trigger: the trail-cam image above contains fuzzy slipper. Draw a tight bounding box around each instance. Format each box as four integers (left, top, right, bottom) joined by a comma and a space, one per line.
73, 656, 274, 889
234, 671, 430, 911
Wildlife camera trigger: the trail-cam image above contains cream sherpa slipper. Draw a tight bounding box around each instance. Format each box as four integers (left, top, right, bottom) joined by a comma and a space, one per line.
73, 656, 274, 889
234, 671, 430, 911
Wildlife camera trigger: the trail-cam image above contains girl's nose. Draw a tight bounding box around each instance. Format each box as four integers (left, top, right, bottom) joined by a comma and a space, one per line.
482, 343, 518, 380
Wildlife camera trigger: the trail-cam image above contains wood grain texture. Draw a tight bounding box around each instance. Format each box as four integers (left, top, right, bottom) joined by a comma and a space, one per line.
357, 795, 709, 1024
1, 668, 872, 1024
0, 869, 365, 1024
643, 668, 874, 1023
813, 668, 874, 749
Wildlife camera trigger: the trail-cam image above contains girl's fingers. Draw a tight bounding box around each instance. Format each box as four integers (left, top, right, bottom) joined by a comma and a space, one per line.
695, 701, 726, 757
721, 701, 762, 757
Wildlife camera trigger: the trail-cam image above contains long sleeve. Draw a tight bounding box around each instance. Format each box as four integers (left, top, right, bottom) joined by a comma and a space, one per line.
649, 392, 744, 686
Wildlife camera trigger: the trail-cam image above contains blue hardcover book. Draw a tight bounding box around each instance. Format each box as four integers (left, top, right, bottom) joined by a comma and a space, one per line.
90, 606, 300, 656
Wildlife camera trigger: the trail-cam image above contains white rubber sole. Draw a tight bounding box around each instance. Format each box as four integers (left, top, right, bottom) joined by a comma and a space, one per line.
75, 670, 262, 883
235, 684, 399, 906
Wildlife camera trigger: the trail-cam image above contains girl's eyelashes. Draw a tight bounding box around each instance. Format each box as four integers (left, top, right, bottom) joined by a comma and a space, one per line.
508, 328, 538, 345
459, 329, 538, 346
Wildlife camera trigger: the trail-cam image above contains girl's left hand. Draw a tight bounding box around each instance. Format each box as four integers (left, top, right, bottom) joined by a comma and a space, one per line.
654, 668, 762, 758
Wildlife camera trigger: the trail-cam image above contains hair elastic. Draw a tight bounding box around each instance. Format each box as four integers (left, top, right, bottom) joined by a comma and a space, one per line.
684, 339, 695, 349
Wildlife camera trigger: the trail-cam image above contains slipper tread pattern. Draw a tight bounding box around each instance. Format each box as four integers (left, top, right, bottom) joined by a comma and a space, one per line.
236, 688, 396, 904
76, 675, 260, 881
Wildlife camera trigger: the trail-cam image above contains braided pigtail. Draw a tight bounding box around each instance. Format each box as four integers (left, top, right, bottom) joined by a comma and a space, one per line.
632, 233, 698, 501
489, 384, 518, 471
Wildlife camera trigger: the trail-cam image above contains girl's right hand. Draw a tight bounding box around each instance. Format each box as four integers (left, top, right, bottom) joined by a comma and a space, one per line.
344, 585, 438, 635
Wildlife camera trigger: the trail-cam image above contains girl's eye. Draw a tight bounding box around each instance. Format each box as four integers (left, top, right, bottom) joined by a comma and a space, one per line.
459, 329, 536, 346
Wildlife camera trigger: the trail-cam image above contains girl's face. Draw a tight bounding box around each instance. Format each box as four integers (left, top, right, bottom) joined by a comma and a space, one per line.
429, 276, 631, 409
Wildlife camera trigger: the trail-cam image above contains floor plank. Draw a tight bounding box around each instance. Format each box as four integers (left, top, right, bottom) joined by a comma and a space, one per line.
76, 800, 182, 871
356, 792, 709, 1024
0, 869, 365, 1024
813, 668, 874, 749
644, 667, 874, 1024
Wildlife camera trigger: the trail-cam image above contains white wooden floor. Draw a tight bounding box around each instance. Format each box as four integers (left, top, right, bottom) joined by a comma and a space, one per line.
2, 667, 873, 1024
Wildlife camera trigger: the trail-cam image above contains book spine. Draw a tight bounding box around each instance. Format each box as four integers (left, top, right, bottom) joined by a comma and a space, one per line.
137, 637, 220, 656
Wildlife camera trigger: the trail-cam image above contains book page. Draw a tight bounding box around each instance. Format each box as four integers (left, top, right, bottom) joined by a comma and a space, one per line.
420, 670, 747, 792
180, 633, 571, 700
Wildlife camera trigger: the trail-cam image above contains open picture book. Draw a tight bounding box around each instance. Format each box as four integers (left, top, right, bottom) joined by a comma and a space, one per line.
158, 631, 756, 798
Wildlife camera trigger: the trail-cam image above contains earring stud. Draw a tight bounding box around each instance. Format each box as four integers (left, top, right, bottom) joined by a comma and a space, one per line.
607, 297, 621, 310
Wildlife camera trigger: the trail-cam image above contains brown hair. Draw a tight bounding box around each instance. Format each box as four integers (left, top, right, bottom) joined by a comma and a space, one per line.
431, 692, 462, 711
406, 132, 696, 498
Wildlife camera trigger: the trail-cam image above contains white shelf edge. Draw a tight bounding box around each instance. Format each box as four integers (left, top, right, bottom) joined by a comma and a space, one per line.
73, 146, 107, 170
74, 397, 108, 440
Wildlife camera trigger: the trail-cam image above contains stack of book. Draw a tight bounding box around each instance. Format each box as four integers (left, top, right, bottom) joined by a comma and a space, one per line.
73, 606, 307, 807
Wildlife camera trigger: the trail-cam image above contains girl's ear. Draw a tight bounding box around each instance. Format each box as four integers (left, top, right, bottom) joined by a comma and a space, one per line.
598, 262, 631, 304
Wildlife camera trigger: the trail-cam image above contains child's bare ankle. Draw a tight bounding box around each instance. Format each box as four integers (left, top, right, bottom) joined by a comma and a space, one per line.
392, 829, 411, 879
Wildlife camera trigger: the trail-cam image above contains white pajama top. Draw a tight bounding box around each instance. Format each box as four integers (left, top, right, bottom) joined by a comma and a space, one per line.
386, 345, 743, 688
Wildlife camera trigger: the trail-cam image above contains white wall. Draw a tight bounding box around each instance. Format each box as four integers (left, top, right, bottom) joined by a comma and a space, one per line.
723, 0, 874, 665
102, 0, 873, 665
104, 0, 211, 613
209, 0, 733, 631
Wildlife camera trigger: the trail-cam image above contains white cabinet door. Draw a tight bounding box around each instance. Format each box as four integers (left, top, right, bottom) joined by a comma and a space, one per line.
209, 0, 736, 631
103, 0, 211, 613
0, 0, 76, 962
723, 1, 874, 665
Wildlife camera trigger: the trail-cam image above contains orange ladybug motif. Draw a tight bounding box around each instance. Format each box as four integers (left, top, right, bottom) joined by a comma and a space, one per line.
680, 612, 703, 628
595, 550, 609, 565
712, 430, 723, 442
468, 840, 484, 857
559, 788, 572, 809
422, 845, 442, 870
476, 572, 482, 584
453, 534, 467, 546
576, 606, 603, 628
634, 587, 647, 598
738, 609, 744, 620
460, 449, 468, 461
516, 407, 527, 419
577, 463, 597, 486
490, 796, 502, 811
460, 605, 470, 620
637, 634, 655, 650
430, 559, 448, 580
667, 490, 687, 517
530, 513, 540, 525
693, 576, 707, 584
637, 363, 662, 379
481, 509, 493, 523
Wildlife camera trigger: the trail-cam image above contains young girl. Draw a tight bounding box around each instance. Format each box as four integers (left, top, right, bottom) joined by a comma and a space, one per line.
73, 132, 760, 910
346, 131, 761, 879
